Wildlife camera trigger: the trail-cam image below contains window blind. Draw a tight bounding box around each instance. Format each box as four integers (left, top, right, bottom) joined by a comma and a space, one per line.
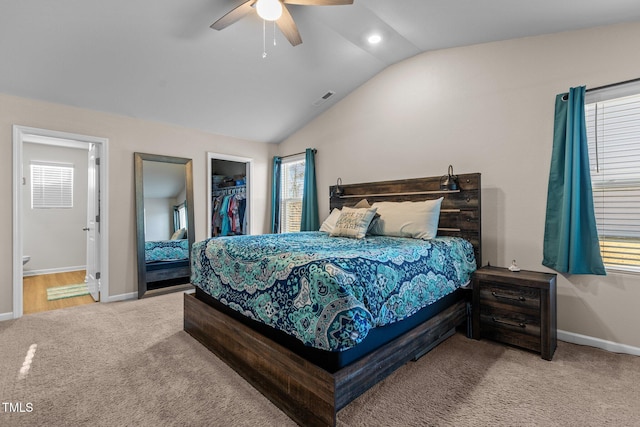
31, 162, 74, 209
586, 91, 640, 270
279, 157, 305, 233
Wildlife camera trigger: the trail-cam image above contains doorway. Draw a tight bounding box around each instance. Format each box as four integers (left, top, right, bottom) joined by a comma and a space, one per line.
207, 152, 252, 237
12, 126, 109, 318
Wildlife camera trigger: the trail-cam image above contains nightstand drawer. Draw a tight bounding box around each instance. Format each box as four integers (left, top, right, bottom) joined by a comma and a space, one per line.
479, 282, 540, 310
479, 304, 541, 336
479, 303, 541, 353
479, 321, 542, 353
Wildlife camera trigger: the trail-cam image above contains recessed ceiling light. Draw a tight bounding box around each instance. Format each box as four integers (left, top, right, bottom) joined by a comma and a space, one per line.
367, 34, 382, 44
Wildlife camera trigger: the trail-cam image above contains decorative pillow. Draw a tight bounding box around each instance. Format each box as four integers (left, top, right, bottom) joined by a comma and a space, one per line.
320, 202, 377, 235
352, 199, 381, 233
369, 198, 443, 239
329, 207, 378, 239
319, 208, 342, 233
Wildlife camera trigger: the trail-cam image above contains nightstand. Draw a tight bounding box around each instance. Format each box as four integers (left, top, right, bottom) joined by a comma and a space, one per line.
472, 266, 557, 360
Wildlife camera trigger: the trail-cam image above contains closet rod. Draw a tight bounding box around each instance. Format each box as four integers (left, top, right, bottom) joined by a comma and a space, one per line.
279, 149, 317, 159
561, 77, 640, 100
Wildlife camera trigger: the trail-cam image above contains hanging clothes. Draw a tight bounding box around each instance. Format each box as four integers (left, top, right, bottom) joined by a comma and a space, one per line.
220, 195, 231, 236
211, 186, 247, 237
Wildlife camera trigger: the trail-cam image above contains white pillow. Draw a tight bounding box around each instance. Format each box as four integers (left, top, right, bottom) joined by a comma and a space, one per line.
170, 228, 186, 240
319, 208, 342, 233
369, 198, 443, 239
329, 207, 378, 239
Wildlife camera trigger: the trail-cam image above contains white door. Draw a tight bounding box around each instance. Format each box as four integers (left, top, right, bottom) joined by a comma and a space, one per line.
85, 143, 100, 301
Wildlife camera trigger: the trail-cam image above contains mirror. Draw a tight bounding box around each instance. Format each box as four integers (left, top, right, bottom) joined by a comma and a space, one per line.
134, 153, 195, 298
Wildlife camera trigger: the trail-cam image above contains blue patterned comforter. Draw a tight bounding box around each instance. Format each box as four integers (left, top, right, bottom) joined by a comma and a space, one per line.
191, 232, 476, 352
145, 239, 189, 262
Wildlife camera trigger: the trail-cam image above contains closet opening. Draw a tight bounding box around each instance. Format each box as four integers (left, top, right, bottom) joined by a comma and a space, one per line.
207, 153, 252, 238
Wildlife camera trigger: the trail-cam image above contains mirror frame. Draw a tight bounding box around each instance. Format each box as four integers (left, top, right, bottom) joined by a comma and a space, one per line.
134, 152, 195, 298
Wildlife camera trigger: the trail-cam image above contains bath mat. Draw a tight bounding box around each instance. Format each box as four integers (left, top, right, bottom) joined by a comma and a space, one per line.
46, 284, 90, 301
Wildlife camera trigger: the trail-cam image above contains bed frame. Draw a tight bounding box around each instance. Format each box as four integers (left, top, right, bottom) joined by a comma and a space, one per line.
145, 259, 190, 283
184, 173, 481, 426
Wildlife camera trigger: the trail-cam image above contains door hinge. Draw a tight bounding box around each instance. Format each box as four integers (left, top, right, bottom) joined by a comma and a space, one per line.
96, 272, 101, 280
96, 157, 101, 166
96, 215, 100, 223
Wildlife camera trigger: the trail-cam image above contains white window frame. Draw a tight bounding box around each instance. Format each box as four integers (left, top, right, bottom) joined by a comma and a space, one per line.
30, 161, 74, 209
585, 80, 640, 274
279, 154, 305, 233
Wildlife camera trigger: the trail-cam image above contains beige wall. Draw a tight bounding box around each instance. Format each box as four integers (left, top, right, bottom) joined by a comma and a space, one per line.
1, 93, 271, 313
278, 22, 640, 348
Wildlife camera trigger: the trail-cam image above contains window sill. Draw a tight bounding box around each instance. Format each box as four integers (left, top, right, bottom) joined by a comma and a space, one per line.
604, 265, 640, 276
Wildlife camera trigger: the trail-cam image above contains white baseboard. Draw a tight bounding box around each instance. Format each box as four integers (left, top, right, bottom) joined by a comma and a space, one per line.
23, 265, 86, 277
558, 330, 640, 356
103, 292, 138, 303
103, 288, 193, 302
0, 312, 14, 321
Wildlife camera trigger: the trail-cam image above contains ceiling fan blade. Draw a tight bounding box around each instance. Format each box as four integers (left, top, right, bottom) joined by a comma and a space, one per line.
210, 0, 256, 30
283, 0, 353, 5
276, 5, 302, 46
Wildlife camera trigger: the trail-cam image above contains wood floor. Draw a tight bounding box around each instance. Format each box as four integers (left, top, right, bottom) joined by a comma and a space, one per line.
23, 270, 96, 315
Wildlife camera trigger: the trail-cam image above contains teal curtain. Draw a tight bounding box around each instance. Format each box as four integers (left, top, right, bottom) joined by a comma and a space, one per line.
270, 156, 281, 233
542, 86, 606, 275
300, 149, 319, 231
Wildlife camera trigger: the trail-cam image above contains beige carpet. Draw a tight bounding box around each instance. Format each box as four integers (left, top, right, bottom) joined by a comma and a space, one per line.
1, 292, 638, 426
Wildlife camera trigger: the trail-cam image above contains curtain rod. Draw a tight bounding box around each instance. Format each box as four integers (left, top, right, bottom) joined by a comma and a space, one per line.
562, 77, 640, 100
586, 77, 640, 93
280, 149, 316, 159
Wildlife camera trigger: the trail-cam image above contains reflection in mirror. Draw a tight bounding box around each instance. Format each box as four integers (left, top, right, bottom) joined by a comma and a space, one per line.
134, 153, 195, 298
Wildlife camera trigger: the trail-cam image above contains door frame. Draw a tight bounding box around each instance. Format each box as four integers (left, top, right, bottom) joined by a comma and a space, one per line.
207, 152, 253, 237
12, 125, 109, 318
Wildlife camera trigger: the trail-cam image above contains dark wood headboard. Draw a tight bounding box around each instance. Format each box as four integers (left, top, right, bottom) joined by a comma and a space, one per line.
329, 173, 482, 267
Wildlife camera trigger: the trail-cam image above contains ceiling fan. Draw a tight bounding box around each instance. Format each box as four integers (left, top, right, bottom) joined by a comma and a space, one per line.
211, 0, 354, 46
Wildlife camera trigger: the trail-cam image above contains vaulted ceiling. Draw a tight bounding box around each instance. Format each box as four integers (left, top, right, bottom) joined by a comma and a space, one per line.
2, 1, 640, 143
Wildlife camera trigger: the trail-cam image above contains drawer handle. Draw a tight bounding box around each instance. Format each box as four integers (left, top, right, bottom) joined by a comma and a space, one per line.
491, 291, 525, 302
492, 317, 526, 328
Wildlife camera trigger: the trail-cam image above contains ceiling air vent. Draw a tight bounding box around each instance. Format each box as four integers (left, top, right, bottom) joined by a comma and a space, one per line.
312, 91, 335, 107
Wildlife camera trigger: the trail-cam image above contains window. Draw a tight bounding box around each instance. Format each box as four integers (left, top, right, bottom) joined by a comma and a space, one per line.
279, 156, 305, 233
30, 162, 74, 209
174, 202, 187, 231
586, 83, 640, 271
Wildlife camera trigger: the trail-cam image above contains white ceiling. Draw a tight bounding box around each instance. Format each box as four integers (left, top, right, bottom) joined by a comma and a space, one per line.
2, 1, 640, 143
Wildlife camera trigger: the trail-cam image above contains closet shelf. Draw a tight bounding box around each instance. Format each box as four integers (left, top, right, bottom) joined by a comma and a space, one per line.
212, 184, 246, 196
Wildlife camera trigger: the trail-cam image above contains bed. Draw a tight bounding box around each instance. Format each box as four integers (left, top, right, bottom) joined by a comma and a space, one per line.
184, 173, 481, 426
145, 239, 190, 283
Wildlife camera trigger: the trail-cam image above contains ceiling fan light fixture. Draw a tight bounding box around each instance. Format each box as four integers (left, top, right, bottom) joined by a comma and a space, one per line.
367, 34, 382, 44
256, 0, 283, 21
